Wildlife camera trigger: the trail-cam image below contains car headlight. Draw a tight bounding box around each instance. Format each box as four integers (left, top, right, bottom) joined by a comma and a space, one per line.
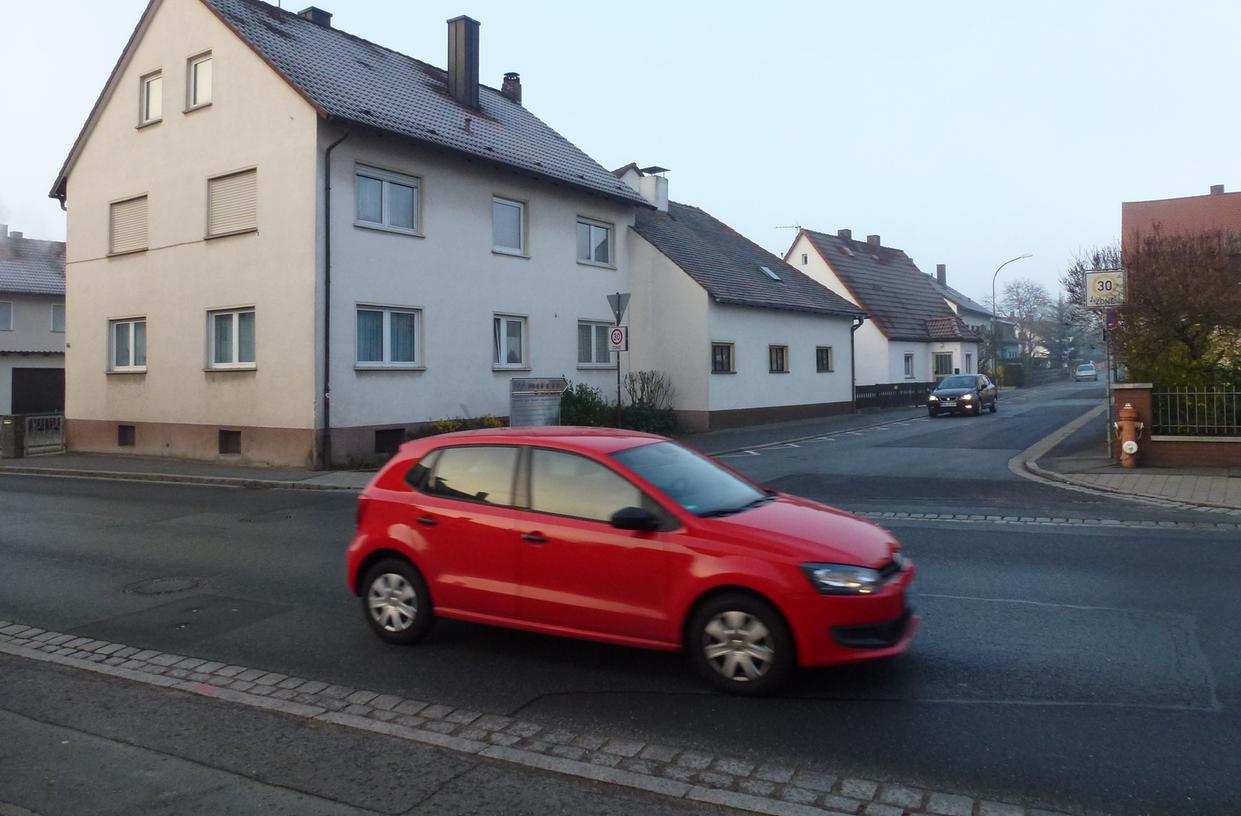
928, 395, 939, 401
960, 393, 973, 400
802, 563, 882, 595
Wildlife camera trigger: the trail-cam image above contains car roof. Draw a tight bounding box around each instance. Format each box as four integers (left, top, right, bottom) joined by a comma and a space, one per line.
406, 426, 667, 455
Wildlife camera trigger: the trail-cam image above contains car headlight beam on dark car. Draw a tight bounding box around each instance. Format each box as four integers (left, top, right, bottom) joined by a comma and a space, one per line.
802, 563, 883, 595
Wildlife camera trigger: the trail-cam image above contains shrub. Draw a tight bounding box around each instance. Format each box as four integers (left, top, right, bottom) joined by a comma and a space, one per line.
623, 370, 675, 410
431, 417, 468, 435
560, 382, 610, 426
620, 404, 678, 435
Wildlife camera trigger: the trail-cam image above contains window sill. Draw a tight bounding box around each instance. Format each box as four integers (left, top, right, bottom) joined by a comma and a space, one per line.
355, 364, 425, 371
205, 228, 258, 241
492, 248, 529, 259
576, 364, 616, 371
355, 221, 424, 239
183, 102, 212, 115
107, 247, 148, 258
107, 369, 147, 376
492, 365, 531, 372
576, 260, 617, 271
205, 365, 257, 373
817, 370, 835, 374
711, 370, 737, 375
769, 371, 790, 375
136, 118, 162, 130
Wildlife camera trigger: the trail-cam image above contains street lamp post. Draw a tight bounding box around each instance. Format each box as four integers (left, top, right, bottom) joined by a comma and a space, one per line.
990, 253, 1033, 375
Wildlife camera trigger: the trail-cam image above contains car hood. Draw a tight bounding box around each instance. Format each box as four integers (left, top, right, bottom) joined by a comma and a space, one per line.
702, 495, 898, 567
932, 387, 974, 398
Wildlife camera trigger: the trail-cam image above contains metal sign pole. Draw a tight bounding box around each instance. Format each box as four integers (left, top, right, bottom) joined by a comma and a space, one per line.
1104, 318, 1113, 459
606, 292, 630, 429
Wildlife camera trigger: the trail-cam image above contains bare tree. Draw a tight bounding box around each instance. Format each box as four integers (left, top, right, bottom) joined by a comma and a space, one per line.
999, 278, 1053, 363
1062, 233, 1241, 384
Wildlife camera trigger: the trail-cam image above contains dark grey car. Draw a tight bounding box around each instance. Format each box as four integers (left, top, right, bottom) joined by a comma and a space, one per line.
928, 374, 997, 416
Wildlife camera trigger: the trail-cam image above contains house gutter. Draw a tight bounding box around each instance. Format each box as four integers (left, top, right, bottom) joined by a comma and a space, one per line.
321, 130, 350, 469
851, 314, 866, 411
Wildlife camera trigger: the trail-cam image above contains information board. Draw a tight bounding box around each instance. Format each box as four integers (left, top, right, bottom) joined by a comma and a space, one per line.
509, 377, 569, 427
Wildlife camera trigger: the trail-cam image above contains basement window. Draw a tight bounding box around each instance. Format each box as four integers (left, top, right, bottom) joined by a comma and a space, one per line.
117, 425, 136, 447
374, 428, 404, 456
218, 429, 241, 455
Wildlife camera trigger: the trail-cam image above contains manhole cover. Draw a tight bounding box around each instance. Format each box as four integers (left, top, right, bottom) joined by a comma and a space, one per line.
124, 577, 205, 596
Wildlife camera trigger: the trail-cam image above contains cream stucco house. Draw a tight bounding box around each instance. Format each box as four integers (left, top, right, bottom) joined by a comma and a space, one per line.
786, 229, 980, 388
52, 0, 863, 465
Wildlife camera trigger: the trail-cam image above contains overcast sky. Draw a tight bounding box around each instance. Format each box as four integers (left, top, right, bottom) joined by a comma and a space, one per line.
3, 1, 1239, 304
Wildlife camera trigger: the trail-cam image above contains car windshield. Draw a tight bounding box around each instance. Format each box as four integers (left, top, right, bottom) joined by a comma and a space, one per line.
611, 441, 768, 517
938, 375, 976, 389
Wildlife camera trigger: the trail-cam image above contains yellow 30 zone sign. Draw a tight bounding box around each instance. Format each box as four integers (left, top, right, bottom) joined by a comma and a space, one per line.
1085, 270, 1126, 308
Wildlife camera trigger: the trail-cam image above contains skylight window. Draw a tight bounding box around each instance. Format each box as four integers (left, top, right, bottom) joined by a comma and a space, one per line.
760, 265, 781, 281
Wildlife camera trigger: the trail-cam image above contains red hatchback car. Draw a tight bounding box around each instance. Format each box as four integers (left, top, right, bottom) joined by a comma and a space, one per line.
346, 428, 917, 694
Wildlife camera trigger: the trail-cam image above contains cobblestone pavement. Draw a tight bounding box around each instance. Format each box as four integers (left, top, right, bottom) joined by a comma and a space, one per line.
0, 621, 1081, 816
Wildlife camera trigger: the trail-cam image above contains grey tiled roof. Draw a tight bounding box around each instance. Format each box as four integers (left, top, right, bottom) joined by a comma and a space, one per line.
634, 204, 862, 318
202, 0, 646, 207
803, 230, 973, 342
0, 237, 65, 296
931, 277, 993, 318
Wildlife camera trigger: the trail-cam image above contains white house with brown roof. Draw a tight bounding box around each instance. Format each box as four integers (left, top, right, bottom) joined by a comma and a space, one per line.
51, 0, 652, 466
0, 226, 65, 416
620, 168, 862, 430
786, 229, 980, 387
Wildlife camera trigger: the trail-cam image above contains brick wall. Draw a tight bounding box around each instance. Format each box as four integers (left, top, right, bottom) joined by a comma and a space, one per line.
1112, 384, 1241, 468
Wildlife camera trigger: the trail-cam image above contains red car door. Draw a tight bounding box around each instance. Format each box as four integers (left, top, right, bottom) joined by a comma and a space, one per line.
515, 447, 674, 644
414, 444, 521, 621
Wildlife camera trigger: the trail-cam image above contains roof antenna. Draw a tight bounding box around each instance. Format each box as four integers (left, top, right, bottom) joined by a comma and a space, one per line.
775, 221, 802, 231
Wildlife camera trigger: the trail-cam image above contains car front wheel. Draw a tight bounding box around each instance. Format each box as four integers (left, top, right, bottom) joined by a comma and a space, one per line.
688, 593, 793, 695
361, 558, 434, 645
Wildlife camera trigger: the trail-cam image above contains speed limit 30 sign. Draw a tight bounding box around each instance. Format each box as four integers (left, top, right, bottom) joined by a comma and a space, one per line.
1085, 270, 1126, 308
607, 325, 628, 352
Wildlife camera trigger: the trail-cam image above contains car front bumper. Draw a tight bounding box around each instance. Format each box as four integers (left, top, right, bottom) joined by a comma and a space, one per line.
790, 562, 919, 667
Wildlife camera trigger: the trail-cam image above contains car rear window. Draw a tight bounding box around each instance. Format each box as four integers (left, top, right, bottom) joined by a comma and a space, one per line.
424, 445, 518, 507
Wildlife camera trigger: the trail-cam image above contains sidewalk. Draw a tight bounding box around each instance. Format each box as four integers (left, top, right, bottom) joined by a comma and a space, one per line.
0, 401, 943, 490
1020, 404, 1241, 512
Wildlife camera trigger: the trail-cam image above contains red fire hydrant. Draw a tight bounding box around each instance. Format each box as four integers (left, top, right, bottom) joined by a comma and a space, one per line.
1114, 402, 1145, 468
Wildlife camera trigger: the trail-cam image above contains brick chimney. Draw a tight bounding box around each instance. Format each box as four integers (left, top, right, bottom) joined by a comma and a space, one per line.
1210, 184, 1225, 195
297, 6, 332, 26
447, 16, 481, 109
501, 72, 522, 104
867, 234, 881, 246
936, 263, 946, 286
837, 229, 852, 240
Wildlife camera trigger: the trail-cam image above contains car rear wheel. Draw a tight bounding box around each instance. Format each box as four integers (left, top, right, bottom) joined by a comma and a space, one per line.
688, 593, 793, 695
361, 558, 434, 645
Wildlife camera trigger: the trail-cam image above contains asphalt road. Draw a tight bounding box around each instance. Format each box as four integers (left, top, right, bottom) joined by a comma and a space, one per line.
0, 380, 1237, 815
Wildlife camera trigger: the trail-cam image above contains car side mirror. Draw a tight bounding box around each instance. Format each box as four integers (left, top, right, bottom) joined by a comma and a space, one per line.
611, 506, 661, 531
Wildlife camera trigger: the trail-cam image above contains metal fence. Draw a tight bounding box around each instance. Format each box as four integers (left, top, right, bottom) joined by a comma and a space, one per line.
23, 414, 66, 455
1151, 386, 1241, 437
855, 382, 936, 410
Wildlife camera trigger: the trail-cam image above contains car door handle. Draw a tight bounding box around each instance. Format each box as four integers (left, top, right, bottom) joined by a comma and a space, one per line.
521, 532, 547, 543
416, 516, 438, 526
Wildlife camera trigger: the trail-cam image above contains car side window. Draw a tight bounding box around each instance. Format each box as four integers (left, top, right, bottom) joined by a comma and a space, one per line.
529, 448, 646, 523
424, 445, 518, 507
404, 450, 440, 491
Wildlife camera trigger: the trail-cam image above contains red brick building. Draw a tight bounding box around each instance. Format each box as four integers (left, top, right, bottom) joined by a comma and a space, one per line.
1121, 183, 1241, 250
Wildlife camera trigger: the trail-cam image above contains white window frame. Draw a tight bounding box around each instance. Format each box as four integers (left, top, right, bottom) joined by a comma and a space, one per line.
50, 304, 65, 333
492, 196, 526, 256
109, 317, 147, 373
355, 305, 423, 369
816, 345, 834, 373
492, 314, 528, 369
208, 308, 256, 370
575, 217, 614, 267
187, 52, 213, 110
711, 342, 735, 374
354, 165, 422, 235
933, 352, 954, 378
903, 353, 915, 379
577, 320, 614, 368
0, 301, 12, 331
139, 70, 162, 125
965, 352, 974, 374
801, 253, 808, 265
